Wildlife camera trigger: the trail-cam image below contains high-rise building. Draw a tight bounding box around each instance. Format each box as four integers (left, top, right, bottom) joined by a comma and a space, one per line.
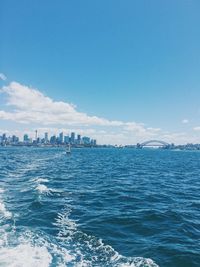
64, 135, 69, 144
44, 132, 48, 143
91, 139, 97, 146
59, 132, 64, 144
50, 135, 56, 144
71, 132, 75, 144
2, 133, 6, 141
82, 136, 90, 145
77, 134, 81, 144
23, 134, 29, 142
12, 135, 18, 143
35, 130, 38, 140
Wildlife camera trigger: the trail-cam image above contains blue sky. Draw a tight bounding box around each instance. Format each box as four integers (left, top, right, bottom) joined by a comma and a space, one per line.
0, 0, 200, 144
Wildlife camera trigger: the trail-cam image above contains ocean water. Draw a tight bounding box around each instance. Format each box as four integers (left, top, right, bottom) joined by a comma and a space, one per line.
0, 147, 199, 267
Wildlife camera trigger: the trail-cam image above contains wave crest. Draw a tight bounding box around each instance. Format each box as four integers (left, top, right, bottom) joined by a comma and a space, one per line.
0, 243, 52, 267
54, 208, 159, 267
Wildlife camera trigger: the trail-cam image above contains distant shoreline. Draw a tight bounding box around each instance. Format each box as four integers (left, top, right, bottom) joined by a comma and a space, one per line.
1, 144, 200, 151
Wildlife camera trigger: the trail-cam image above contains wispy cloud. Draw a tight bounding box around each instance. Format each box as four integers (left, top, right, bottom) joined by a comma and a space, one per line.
193, 126, 200, 131
182, 119, 189, 124
0, 73, 7, 81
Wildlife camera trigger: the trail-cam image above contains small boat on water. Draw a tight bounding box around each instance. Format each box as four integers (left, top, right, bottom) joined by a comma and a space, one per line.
66, 144, 71, 154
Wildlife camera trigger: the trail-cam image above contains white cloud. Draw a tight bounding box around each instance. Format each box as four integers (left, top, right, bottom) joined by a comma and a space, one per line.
0, 73, 7, 81
162, 132, 186, 141
123, 122, 145, 132
182, 119, 189, 124
1, 80, 195, 145
193, 126, 200, 131
0, 82, 124, 127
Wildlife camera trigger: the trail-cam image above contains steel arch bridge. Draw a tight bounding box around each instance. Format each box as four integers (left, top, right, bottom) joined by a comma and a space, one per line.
138, 140, 170, 147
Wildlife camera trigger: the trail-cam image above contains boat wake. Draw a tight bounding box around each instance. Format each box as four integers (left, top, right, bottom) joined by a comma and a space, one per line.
0, 197, 159, 267
0, 168, 159, 266
53, 206, 159, 267
0, 188, 12, 219
34, 177, 62, 196
0, 242, 52, 267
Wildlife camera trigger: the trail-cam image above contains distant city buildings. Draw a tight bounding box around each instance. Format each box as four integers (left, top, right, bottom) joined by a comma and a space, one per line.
0, 132, 200, 150
70, 132, 75, 144
44, 132, 48, 143
23, 134, 29, 143
0, 131, 97, 147
59, 132, 64, 144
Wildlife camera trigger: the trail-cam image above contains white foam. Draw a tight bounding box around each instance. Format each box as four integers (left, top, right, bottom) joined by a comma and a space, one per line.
0, 188, 5, 194
0, 201, 12, 219
0, 229, 8, 247
0, 227, 75, 267
0, 184, 158, 266
20, 178, 49, 193
35, 178, 49, 183
33, 176, 63, 196
0, 243, 52, 267
35, 184, 62, 195
55, 210, 77, 233
118, 257, 159, 267
0, 187, 12, 219
54, 208, 159, 267
36, 184, 51, 194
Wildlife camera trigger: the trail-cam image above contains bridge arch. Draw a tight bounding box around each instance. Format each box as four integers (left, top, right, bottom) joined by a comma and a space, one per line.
138, 140, 170, 147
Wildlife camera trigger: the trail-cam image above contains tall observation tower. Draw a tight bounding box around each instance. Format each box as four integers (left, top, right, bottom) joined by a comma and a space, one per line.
35, 130, 38, 142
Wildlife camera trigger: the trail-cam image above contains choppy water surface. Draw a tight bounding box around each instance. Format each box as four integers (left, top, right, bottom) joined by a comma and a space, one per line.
0, 147, 199, 267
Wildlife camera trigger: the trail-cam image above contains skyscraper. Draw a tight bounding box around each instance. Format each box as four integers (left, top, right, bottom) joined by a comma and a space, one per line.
77, 134, 81, 144
44, 132, 48, 143
82, 136, 90, 145
23, 134, 29, 142
2, 133, 6, 141
50, 135, 56, 144
35, 130, 38, 141
59, 132, 64, 144
71, 132, 75, 144
64, 135, 69, 144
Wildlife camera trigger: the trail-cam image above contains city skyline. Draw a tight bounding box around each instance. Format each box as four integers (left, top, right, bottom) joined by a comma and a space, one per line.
0, 130, 97, 147
1, 130, 200, 152
1, 1, 200, 145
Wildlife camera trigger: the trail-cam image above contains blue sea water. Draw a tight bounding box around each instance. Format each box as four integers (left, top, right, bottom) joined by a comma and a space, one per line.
0, 147, 199, 267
